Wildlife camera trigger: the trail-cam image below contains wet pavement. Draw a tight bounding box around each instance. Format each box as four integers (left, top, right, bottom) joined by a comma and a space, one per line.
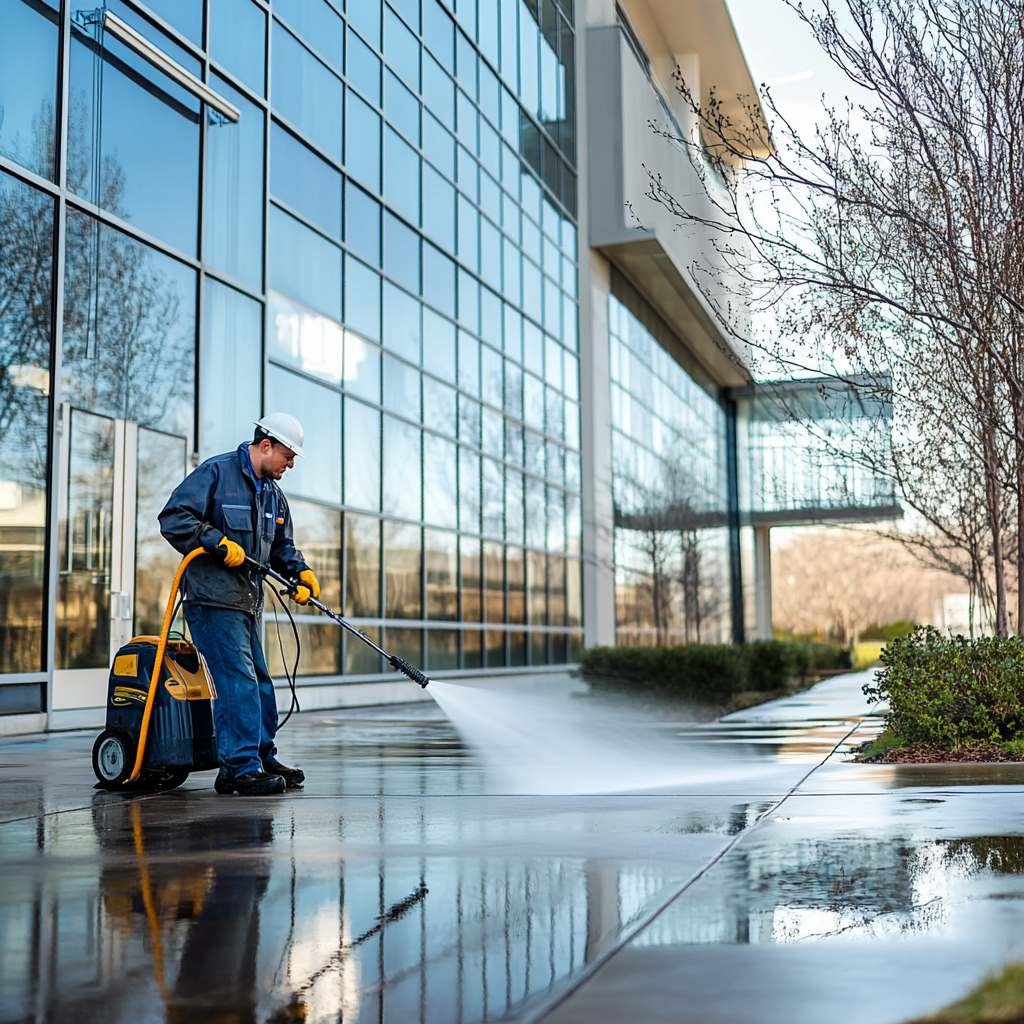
2, 671, 1024, 1023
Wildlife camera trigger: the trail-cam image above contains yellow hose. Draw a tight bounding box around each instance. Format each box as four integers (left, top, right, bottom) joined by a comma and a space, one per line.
127, 548, 206, 783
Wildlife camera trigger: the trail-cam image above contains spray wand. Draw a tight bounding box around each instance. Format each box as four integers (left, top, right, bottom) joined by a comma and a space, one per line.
243, 556, 430, 688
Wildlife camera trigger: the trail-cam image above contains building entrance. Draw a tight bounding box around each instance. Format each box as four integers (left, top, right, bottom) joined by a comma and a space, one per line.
53, 403, 188, 718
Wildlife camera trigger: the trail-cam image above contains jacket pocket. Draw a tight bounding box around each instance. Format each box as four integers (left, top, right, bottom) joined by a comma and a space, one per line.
222, 504, 253, 533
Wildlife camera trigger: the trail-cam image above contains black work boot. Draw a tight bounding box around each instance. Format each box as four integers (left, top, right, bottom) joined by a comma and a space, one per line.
264, 757, 305, 789
215, 769, 286, 796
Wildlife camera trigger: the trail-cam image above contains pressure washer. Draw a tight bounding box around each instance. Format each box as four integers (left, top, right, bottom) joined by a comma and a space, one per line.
91, 548, 430, 791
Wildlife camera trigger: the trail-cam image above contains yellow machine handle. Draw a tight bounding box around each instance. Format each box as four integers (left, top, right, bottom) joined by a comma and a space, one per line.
127, 547, 207, 783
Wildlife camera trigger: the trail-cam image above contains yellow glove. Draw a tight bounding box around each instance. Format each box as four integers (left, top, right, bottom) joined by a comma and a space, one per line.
217, 536, 245, 568
291, 584, 311, 605
299, 568, 320, 599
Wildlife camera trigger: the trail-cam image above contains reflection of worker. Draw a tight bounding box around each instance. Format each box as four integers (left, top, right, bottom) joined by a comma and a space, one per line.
159, 414, 320, 796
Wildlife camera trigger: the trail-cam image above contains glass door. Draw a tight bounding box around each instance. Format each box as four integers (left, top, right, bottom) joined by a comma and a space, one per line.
53, 407, 188, 715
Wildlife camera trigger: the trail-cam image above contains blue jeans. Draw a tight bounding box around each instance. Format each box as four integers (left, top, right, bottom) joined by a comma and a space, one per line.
184, 603, 278, 779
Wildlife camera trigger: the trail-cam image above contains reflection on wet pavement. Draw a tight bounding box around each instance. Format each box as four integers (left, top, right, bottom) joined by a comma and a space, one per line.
2, 672, 1024, 1023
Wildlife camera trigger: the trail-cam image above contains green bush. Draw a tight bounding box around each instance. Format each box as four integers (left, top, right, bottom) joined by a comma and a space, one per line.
864, 626, 1024, 748
581, 643, 749, 701
860, 620, 917, 642
803, 642, 852, 672
581, 638, 838, 703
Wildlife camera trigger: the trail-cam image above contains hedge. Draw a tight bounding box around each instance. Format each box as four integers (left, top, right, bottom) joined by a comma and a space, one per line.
863, 626, 1024, 748
581, 639, 848, 703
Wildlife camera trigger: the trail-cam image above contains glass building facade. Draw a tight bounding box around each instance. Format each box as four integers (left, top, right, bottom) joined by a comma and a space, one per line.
0, 0, 584, 717
608, 275, 734, 646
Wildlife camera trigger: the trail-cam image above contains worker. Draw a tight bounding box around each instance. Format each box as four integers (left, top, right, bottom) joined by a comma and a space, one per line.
158, 413, 320, 796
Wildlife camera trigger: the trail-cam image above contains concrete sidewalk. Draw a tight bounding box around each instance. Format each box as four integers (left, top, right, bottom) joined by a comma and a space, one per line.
2, 671, 1023, 1023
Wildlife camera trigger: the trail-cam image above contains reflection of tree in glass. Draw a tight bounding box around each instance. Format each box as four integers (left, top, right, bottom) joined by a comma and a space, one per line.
61, 95, 193, 439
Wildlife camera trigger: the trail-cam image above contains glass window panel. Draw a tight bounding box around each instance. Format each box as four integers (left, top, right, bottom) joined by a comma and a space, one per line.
344, 255, 381, 340
382, 415, 422, 520
288, 500, 343, 610
425, 529, 457, 618
271, 122, 343, 238
501, 0, 518, 84
527, 550, 546, 624
479, 117, 500, 177
457, 197, 479, 273
506, 471, 524, 545
422, 243, 456, 319
346, 624, 384, 673
270, 205, 342, 320
274, 0, 343, 70
508, 629, 526, 666
480, 218, 501, 290
504, 361, 523, 420
391, 0, 421, 32
503, 238, 521, 304
458, 447, 480, 532
423, 433, 457, 528
548, 555, 566, 625
69, 29, 200, 254
524, 475, 545, 547
384, 7, 420, 90
0, 172, 51, 671
422, 112, 455, 176
501, 86, 519, 146
566, 557, 582, 627
546, 484, 565, 550
266, 365, 342, 503
482, 541, 504, 622
385, 626, 422, 665
344, 513, 380, 616
507, 546, 525, 624
349, 1, 382, 49
423, 55, 454, 129
481, 457, 503, 538
530, 631, 547, 665
463, 628, 482, 668
480, 170, 501, 222
422, 164, 455, 250
459, 394, 481, 447
459, 535, 481, 621
481, 407, 503, 458
423, 0, 455, 70
478, 61, 499, 124
379, 285, 419, 367
201, 280, 262, 458
505, 420, 524, 466
457, 89, 476, 142
210, 0, 266, 95
145, 0, 203, 42
268, 289, 343, 385
348, 27, 382, 104
271, 22, 342, 161
427, 629, 459, 669
422, 308, 456, 382
503, 304, 522, 359
458, 269, 479, 333
480, 288, 501, 348
383, 353, 421, 420
345, 92, 382, 192
385, 70, 420, 144
344, 398, 381, 510
345, 179, 381, 265
63, 210, 195, 439
423, 377, 457, 436
384, 130, 421, 224
344, 332, 381, 403
383, 521, 422, 617
267, 620, 342, 675
204, 75, 264, 289
384, 212, 421, 293
481, 345, 503, 408
456, 27, 476, 98
458, 330, 480, 396
457, 144, 478, 200
1, 0, 58, 179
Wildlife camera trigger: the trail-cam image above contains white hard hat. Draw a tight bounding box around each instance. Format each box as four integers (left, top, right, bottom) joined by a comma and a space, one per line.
254, 412, 305, 457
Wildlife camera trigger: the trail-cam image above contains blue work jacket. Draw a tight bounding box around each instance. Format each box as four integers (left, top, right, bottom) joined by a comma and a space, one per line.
158, 444, 309, 615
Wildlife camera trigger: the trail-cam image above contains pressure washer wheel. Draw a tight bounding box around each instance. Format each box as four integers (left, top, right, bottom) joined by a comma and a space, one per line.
92, 730, 135, 789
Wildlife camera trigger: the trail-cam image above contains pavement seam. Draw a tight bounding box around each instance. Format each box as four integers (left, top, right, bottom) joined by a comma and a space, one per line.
518, 718, 864, 1024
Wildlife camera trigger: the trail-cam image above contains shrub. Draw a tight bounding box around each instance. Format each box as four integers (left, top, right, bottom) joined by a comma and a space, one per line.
864, 626, 1024, 748
581, 643, 749, 701
803, 642, 852, 672
860, 620, 917, 642
746, 640, 808, 690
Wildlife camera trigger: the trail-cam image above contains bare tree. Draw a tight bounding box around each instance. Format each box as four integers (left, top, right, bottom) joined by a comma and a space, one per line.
644, 0, 1024, 634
